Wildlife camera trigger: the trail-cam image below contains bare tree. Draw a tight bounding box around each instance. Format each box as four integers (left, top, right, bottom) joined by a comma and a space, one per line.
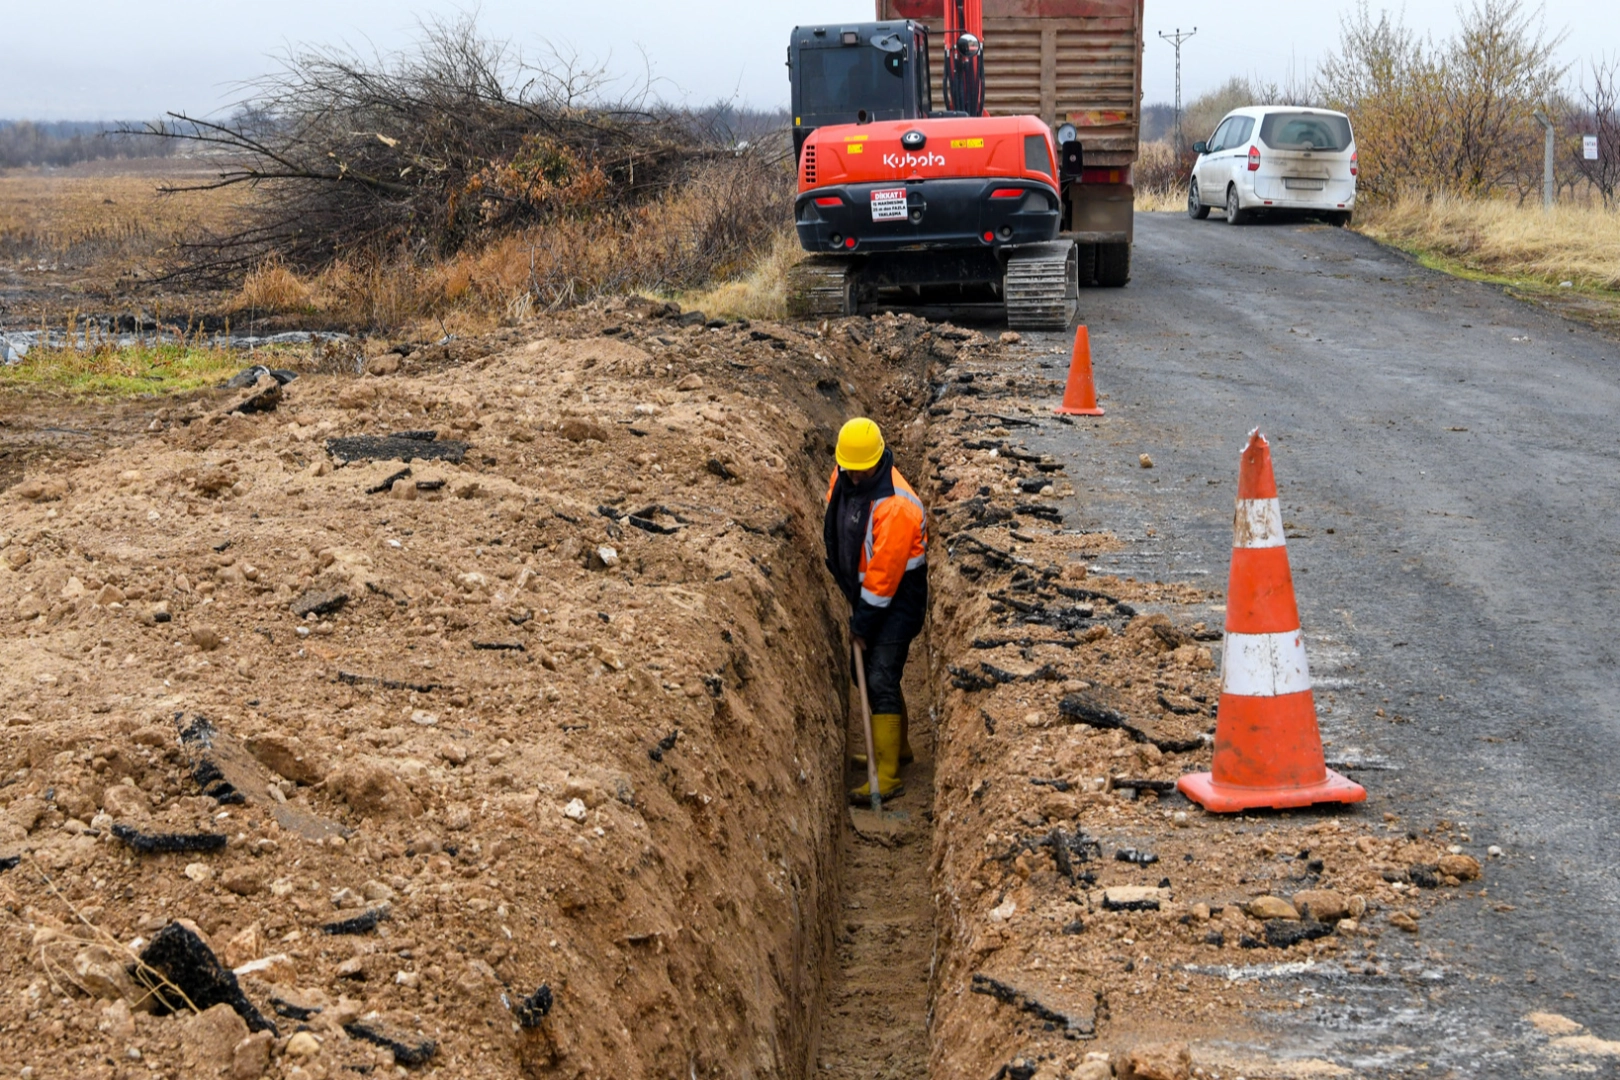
1566, 56, 1620, 206
1440, 0, 1568, 200
1317, 0, 1567, 200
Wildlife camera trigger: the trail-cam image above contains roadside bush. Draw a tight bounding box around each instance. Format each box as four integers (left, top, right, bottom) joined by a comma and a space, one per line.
1317, 0, 1567, 200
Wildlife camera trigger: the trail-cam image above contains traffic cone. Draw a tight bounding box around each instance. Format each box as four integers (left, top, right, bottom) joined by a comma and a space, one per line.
1054, 325, 1104, 416
1177, 430, 1366, 813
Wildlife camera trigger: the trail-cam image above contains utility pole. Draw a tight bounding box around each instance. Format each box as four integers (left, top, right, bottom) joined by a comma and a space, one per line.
1159, 27, 1198, 156
1534, 110, 1556, 210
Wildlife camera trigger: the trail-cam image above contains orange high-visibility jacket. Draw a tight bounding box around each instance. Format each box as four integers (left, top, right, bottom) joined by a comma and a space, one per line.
824, 465, 928, 612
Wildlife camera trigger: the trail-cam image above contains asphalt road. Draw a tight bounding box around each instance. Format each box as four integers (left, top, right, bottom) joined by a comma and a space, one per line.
1013, 212, 1620, 1077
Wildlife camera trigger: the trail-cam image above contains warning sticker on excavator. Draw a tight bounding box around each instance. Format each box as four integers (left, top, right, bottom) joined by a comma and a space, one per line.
870, 188, 908, 221
950, 138, 984, 149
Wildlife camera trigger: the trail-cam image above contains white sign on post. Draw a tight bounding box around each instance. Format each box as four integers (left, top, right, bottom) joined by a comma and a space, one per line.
1585, 135, 1600, 161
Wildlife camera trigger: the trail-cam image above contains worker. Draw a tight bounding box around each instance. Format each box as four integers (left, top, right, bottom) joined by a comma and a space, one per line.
823, 417, 928, 801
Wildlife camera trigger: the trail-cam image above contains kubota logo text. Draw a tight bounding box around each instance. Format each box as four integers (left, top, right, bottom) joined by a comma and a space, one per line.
884, 152, 947, 168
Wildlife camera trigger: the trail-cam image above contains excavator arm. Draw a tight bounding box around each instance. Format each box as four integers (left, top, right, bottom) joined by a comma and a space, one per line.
941, 0, 985, 116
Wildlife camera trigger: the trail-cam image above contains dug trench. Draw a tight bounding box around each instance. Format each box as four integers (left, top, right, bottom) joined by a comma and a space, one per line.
0, 303, 1490, 1079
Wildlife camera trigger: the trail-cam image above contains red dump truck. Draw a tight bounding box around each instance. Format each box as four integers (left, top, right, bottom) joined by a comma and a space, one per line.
876, 0, 1144, 286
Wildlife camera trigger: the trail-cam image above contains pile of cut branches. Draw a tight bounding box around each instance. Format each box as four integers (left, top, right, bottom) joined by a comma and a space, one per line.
128, 16, 790, 288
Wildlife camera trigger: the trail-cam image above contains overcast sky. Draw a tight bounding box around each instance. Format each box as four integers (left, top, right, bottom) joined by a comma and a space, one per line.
1, 1, 1615, 122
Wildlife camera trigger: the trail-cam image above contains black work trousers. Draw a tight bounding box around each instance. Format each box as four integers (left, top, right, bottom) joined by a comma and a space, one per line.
860, 639, 911, 716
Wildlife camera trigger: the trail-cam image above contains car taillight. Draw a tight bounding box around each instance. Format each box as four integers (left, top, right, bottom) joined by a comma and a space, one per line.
814, 196, 842, 207
990, 188, 1025, 199
1247, 146, 1261, 172
1350, 150, 1359, 177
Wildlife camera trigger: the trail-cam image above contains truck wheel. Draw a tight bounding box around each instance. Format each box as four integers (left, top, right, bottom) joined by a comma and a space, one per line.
1096, 243, 1131, 288
1225, 185, 1249, 226
1187, 180, 1210, 220
1074, 243, 1099, 286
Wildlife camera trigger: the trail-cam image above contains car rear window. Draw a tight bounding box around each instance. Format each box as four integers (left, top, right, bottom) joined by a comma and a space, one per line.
1259, 112, 1352, 152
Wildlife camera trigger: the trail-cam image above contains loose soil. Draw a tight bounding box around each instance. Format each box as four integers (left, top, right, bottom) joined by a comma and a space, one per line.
813, 653, 935, 1080
0, 303, 932, 1079
0, 302, 1492, 1080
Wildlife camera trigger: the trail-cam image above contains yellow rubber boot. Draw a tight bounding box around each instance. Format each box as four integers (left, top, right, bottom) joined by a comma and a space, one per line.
853, 698, 915, 768
850, 713, 906, 802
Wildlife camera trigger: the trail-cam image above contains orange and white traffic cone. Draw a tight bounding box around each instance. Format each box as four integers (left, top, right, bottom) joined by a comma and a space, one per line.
1177, 430, 1366, 813
1054, 325, 1104, 416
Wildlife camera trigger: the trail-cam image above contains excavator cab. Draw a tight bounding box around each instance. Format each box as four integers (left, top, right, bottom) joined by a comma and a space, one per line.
789, 22, 934, 159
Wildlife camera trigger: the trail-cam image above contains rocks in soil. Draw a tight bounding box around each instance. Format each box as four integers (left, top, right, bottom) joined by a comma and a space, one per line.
1246, 896, 1300, 920
1390, 911, 1421, 933
327, 761, 422, 818
1290, 888, 1351, 923
1439, 853, 1481, 881
244, 733, 324, 785
1102, 886, 1166, 912
1117, 1043, 1192, 1080
219, 374, 284, 415
180, 1002, 250, 1075
137, 921, 275, 1033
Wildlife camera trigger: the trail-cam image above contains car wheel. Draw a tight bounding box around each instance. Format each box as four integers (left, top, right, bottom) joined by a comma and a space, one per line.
1225, 185, 1248, 226
1187, 180, 1210, 220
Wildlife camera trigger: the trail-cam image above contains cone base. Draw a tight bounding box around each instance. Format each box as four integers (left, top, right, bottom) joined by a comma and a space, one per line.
1054, 405, 1104, 416
1177, 768, 1366, 813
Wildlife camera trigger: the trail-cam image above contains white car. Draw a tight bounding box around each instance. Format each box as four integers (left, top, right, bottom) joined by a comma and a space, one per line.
1186, 106, 1357, 226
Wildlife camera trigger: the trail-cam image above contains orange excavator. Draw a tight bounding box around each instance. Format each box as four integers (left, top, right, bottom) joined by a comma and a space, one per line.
786, 0, 1083, 327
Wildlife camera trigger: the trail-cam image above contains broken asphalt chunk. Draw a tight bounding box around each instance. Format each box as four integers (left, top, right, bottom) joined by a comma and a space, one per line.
969, 973, 1094, 1038
322, 907, 390, 936
648, 730, 680, 763
137, 921, 276, 1034
1115, 848, 1160, 865
1264, 919, 1335, 948
224, 365, 298, 389
291, 589, 349, 618
514, 985, 553, 1028
325, 434, 468, 465
111, 824, 228, 855
343, 1021, 436, 1067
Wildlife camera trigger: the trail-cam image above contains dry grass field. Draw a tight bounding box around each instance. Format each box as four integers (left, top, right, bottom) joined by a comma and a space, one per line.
0, 158, 246, 286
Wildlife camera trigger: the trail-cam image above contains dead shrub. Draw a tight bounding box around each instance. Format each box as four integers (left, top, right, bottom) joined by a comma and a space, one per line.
236, 261, 312, 313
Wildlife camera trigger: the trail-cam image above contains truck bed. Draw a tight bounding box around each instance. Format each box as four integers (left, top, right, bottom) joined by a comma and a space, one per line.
876, 0, 1144, 167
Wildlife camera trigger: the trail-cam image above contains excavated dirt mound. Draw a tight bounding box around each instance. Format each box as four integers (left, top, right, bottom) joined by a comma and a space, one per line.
914, 348, 1487, 1080
0, 303, 1489, 1080
0, 303, 941, 1079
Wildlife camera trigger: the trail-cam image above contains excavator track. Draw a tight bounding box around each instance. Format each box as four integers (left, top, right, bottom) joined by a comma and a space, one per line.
1003, 241, 1079, 330
786, 256, 857, 319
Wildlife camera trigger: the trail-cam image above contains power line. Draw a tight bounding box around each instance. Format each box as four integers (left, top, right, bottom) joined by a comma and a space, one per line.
1158, 27, 1198, 155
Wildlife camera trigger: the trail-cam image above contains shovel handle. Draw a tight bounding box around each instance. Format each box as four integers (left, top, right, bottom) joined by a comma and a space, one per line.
852, 643, 882, 813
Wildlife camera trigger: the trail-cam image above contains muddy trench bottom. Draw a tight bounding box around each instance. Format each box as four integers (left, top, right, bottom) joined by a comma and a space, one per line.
813, 633, 936, 1080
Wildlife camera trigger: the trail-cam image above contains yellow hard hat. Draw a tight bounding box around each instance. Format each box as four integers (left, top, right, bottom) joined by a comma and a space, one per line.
835, 417, 885, 471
